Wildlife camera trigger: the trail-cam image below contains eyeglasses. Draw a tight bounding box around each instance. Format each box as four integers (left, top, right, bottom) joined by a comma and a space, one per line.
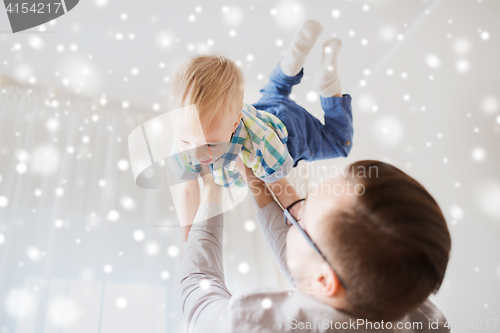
283, 198, 349, 290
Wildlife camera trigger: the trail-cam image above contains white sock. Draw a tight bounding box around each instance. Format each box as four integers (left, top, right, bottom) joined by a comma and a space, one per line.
280, 19, 324, 77
314, 38, 342, 97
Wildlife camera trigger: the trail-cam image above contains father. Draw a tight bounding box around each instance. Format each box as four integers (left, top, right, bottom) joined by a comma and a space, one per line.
181, 160, 452, 332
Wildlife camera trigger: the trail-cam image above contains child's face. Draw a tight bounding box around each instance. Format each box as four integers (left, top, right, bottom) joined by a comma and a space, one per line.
174, 110, 242, 165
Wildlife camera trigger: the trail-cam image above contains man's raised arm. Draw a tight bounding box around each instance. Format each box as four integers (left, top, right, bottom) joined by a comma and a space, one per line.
180, 166, 231, 333
242, 165, 296, 286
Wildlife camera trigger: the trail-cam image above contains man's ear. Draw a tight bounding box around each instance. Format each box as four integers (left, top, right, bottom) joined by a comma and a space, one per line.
317, 263, 343, 297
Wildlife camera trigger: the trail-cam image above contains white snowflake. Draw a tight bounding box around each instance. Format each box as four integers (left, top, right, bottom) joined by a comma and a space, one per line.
222, 6, 243, 25
94, 0, 108, 7
168, 246, 179, 257
373, 116, 404, 146
5, 290, 35, 318
261, 298, 273, 309
117, 159, 129, 171
379, 25, 396, 42
274, 2, 304, 29
145, 242, 159, 256
453, 37, 471, 55
456, 59, 470, 73
133, 230, 145, 242
47, 298, 79, 327
471, 147, 486, 162
116, 297, 127, 309
244, 220, 256, 232
200, 279, 210, 289
480, 31, 490, 40
54, 219, 63, 228
425, 54, 441, 69
26, 247, 41, 261
331, 9, 341, 18
306, 91, 318, 103
238, 262, 250, 274
480, 96, 498, 115
16, 163, 27, 174
120, 195, 136, 211
449, 205, 465, 220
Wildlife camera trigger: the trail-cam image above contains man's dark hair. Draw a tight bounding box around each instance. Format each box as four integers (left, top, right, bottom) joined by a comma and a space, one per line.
318, 160, 451, 322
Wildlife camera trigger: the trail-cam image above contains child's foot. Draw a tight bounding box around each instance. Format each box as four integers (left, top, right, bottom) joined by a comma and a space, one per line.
280, 19, 324, 77
314, 38, 342, 97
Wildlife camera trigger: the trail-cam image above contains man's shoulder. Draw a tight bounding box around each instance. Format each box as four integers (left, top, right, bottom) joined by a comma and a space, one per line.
227, 288, 349, 332
229, 287, 339, 313
226, 287, 293, 332
229, 286, 295, 307
402, 298, 450, 332
226, 290, 450, 333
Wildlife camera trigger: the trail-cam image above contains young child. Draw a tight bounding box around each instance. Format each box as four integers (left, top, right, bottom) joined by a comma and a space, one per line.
167, 19, 353, 242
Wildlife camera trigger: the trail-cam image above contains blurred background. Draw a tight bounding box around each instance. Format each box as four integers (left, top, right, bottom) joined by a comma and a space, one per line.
0, 0, 499, 332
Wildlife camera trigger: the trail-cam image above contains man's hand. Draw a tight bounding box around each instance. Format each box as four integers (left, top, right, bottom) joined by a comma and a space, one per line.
199, 164, 222, 206
267, 178, 301, 210
235, 158, 276, 208
235, 155, 248, 183
235, 156, 261, 185
199, 164, 215, 186
181, 165, 219, 260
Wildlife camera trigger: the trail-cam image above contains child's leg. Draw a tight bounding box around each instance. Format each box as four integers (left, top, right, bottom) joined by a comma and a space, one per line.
313, 38, 353, 157
257, 19, 323, 101
257, 62, 303, 101
314, 38, 342, 98
271, 37, 352, 162
280, 19, 323, 77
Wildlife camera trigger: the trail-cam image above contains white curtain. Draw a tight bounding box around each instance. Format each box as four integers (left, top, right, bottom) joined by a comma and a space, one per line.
0, 82, 295, 332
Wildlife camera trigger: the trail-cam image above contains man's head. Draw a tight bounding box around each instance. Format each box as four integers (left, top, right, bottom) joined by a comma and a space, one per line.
286, 160, 451, 322
170, 53, 244, 164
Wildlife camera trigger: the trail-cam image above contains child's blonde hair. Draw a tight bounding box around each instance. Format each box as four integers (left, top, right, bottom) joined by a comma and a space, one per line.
170, 53, 245, 126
